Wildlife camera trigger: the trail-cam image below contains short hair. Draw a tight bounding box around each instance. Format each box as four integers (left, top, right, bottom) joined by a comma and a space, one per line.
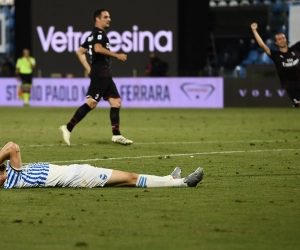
274, 33, 290, 45
274, 33, 285, 41
93, 9, 108, 22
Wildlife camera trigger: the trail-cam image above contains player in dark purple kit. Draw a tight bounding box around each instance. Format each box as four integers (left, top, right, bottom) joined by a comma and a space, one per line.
251, 22, 300, 107
60, 9, 133, 145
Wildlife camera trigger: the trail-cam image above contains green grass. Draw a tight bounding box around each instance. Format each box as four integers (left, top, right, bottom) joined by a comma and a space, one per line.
0, 107, 299, 250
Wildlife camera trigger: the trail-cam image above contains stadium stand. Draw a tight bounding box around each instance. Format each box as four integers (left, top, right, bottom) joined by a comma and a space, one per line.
206, 0, 298, 77
0, 2, 15, 77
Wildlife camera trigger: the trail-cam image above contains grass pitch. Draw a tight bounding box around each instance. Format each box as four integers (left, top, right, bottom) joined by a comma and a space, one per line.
0, 107, 299, 250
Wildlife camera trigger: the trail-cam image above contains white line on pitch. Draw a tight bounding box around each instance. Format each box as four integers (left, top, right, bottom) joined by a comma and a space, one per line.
23, 148, 298, 164
21, 139, 289, 148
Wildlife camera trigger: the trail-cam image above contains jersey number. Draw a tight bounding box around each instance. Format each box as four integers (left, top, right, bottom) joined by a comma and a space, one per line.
88, 45, 93, 56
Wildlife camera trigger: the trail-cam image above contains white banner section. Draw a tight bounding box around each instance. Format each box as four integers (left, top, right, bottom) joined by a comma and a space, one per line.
0, 77, 224, 108
289, 4, 300, 45
0, 13, 6, 53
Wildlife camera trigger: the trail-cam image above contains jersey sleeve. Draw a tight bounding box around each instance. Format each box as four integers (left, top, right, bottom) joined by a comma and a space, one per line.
267, 49, 277, 61
80, 40, 88, 49
16, 58, 21, 69
94, 32, 105, 45
3, 161, 22, 189
93, 29, 108, 49
31, 57, 36, 66
291, 41, 300, 53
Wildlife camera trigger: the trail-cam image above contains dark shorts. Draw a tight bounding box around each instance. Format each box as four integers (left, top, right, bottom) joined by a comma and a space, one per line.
286, 86, 300, 107
20, 73, 33, 85
86, 77, 120, 103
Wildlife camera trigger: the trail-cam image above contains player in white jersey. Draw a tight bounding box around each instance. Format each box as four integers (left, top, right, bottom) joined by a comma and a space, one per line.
0, 141, 204, 189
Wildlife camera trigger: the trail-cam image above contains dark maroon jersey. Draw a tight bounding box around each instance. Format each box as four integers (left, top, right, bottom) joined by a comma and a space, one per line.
268, 42, 300, 88
81, 27, 112, 77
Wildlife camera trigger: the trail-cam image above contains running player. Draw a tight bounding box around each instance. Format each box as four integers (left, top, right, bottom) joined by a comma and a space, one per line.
60, 9, 133, 145
0, 141, 204, 189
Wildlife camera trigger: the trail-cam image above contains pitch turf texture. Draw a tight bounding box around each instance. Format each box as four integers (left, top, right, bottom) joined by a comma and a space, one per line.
0, 107, 299, 250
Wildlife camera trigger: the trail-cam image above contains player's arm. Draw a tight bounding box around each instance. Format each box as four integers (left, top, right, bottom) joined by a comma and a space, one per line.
94, 44, 127, 62
15, 59, 20, 75
0, 142, 22, 170
28, 58, 35, 70
251, 23, 271, 56
76, 46, 91, 74
291, 41, 300, 53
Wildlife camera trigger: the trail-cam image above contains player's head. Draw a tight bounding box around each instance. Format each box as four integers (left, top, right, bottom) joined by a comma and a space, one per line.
274, 33, 288, 48
93, 9, 111, 29
22, 48, 30, 57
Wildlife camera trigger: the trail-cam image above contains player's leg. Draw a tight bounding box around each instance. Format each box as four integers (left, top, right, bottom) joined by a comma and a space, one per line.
104, 167, 203, 188
59, 80, 101, 145
18, 74, 26, 101
67, 83, 101, 132
105, 78, 133, 145
22, 74, 33, 106
0, 142, 22, 169
286, 86, 300, 107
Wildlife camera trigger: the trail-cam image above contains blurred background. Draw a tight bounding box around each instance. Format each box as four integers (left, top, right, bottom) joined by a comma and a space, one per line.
0, 0, 300, 107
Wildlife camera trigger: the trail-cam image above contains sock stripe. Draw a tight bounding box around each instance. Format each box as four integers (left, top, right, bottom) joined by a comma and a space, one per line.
137, 176, 147, 187
138, 176, 143, 187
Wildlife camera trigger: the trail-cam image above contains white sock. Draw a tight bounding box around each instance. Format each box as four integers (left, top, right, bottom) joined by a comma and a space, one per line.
136, 175, 188, 188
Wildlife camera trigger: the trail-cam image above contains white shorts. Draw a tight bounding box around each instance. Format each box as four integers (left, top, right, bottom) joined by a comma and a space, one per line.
46, 164, 113, 188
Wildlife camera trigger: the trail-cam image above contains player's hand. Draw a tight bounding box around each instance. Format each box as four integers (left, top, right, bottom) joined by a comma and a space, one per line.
117, 53, 127, 62
251, 23, 258, 31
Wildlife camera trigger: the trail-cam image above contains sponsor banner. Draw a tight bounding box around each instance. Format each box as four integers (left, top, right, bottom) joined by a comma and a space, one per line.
0, 78, 224, 108
224, 79, 291, 107
31, 0, 178, 77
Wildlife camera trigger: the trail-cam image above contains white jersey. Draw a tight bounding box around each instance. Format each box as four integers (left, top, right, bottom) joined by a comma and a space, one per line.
4, 161, 113, 189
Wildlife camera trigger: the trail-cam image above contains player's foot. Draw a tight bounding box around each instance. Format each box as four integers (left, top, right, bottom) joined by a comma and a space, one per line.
112, 135, 133, 145
59, 125, 71, 146
170, 166, 182, 179
183, 167, 204, 187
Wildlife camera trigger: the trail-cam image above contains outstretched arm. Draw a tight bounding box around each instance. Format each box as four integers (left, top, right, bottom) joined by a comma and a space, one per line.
0, 142, 22, 170
251, 22, 271, 56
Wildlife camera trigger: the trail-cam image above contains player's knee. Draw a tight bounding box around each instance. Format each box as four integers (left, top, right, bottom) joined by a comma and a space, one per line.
89, 103, 97, 109
112, 98, 121, 108
5, 141, 15, 150
6, 141, 14, 146
86, 97, 98, 107
86, 100, 97, 109
10, 143, 20, 153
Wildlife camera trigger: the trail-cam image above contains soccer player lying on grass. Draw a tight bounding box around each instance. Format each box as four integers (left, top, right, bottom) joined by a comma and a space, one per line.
0, 142, 203, 189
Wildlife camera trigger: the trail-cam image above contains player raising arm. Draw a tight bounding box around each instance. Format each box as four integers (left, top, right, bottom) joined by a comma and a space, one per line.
251, 23, 271, 56
250, 22, 300, 107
